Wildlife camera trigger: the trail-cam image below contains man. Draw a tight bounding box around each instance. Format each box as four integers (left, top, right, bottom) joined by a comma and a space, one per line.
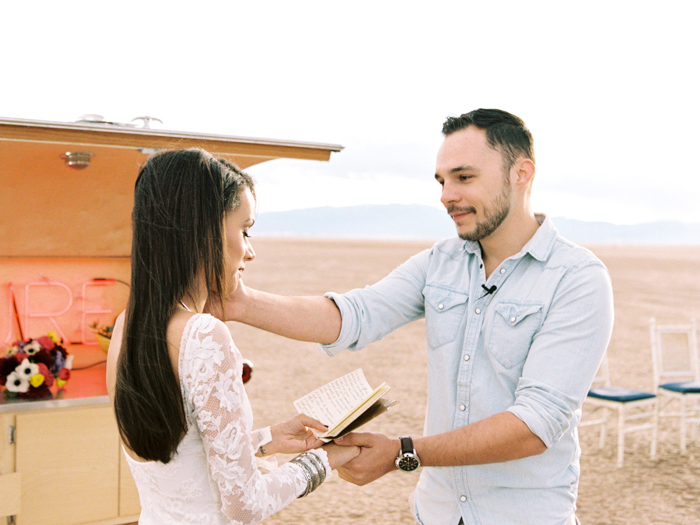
222, 109, 614, 524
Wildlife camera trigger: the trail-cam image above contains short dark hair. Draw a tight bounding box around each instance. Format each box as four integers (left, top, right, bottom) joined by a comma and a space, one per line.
442, 109, 535, 170
114, 148, 255, 463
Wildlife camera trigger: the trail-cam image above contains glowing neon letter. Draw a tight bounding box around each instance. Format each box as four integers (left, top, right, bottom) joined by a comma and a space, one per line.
24, 281, 73, 344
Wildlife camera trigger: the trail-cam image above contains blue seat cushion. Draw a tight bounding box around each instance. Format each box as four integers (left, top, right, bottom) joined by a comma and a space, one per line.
659, 381, 700, 394
588, 386, 656, 402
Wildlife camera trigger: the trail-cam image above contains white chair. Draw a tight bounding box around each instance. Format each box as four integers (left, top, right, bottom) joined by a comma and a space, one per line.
650, 318, 700, 453
581, 351, 658, 467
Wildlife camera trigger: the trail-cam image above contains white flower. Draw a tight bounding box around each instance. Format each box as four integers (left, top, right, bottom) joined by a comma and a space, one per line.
5, 345, 20, 356
5, 371, 30, 393
23, 340, 42, 356
16, 358, 39, 380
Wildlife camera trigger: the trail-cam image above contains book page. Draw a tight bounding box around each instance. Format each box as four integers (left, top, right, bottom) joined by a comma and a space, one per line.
293, 369, 374, 428
326, 383, 390, 437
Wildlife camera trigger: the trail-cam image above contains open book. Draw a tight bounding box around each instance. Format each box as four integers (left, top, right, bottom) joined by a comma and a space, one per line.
294, 369, 397, 441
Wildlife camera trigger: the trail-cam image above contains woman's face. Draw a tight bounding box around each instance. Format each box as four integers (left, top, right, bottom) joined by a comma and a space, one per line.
224, 187, 256, 293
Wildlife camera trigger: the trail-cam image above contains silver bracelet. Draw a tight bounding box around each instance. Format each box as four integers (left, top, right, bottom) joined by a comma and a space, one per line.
304, 451, 327, 484
295, 461, 313, 498
296, 454, 321, 493
291, 452, 325, 498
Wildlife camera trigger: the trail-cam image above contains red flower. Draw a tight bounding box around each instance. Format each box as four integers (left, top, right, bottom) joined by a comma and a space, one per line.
31, 349, 53, 370
37, 363, 54, 387
36, 336, 56, 351
58, 368, 71, 381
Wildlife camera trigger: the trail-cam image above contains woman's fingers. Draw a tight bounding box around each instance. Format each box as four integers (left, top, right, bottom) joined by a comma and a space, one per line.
295, 413, 329, 432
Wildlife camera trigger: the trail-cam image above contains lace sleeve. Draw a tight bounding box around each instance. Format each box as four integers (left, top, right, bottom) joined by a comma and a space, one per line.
181, 315, 314, 524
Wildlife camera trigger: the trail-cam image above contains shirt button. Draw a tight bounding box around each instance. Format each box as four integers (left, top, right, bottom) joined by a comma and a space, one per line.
459, 404, 466, 411
438, 304, 444, 310
500, 268, 506, 274
464, 354, 470, 361
460, 495, 467, 502
510, 317, 516, 323
475, 308, 481, 314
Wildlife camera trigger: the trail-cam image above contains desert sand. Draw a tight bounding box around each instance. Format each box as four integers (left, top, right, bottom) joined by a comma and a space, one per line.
228, 238, 700, 525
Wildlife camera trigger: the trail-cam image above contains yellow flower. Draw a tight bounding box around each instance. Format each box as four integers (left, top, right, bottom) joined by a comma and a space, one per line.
56, 378, 67, 388
30, 374, 45, 388
47, 331, 60, 344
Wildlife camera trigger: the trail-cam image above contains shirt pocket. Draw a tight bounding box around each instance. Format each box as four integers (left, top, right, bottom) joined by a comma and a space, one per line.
423, 284, 469, 349
488, 301, 544, 369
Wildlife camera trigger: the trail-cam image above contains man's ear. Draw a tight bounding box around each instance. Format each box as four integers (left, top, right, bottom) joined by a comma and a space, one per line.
512, 158, 535, 188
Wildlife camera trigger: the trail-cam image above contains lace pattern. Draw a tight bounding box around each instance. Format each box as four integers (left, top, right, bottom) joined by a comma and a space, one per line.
124, 314, 329, 524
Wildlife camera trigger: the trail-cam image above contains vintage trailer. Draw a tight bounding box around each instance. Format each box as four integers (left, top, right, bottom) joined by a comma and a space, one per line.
0, 116, 342, 524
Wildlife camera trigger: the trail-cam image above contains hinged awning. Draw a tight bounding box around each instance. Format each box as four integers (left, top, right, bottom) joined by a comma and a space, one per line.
0, 117, 343, 257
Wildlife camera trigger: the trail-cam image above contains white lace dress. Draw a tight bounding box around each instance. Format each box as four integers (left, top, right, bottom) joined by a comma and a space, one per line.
124, 313, 330, 524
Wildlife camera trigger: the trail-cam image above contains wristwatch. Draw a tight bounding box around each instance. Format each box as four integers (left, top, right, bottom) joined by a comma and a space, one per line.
395, 436, 421, 471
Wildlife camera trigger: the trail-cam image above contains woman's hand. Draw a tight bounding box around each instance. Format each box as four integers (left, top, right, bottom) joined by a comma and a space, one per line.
322, 440, 361, 470
265, 414, 327, 455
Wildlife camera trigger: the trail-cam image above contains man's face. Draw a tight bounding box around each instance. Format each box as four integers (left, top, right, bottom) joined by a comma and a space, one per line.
435, 126, 512, 242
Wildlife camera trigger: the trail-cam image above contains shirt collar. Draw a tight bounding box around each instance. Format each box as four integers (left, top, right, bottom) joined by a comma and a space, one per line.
522, 213, 558, 262
460, 213, 559, 263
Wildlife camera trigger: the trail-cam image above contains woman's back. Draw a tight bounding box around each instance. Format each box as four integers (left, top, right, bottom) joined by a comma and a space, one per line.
108, 313, 306, 524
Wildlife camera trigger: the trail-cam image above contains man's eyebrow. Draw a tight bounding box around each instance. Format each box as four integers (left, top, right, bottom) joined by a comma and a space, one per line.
450, 165, 479, 174
435, 165, 479, 179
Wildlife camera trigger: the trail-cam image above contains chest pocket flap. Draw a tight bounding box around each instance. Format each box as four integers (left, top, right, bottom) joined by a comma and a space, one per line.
494, 302, 543, 326
423, 284, 468, 313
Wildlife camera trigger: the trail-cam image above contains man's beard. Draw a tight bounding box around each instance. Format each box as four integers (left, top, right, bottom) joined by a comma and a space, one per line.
451, 180, 512, 242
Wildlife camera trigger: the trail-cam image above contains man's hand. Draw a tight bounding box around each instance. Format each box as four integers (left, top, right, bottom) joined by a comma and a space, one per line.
205, 279, 249, 321
333, 432, 400, 486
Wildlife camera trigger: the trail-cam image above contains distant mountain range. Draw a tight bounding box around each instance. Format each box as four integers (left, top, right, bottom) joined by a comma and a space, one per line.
254, 204, 700, 245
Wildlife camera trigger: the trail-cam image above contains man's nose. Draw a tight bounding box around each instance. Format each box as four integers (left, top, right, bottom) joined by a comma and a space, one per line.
440, 181, 459, 206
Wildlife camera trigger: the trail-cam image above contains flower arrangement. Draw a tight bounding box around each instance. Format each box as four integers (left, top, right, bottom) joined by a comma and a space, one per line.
90, 321, 113, 353
0, 332, 73, 399
90, 321, 113, 339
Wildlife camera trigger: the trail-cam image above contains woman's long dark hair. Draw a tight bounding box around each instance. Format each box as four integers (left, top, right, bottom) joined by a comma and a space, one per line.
114, 148, 255, 463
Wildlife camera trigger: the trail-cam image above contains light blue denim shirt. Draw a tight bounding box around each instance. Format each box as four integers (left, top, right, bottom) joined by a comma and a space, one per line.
319, 215, 614, 525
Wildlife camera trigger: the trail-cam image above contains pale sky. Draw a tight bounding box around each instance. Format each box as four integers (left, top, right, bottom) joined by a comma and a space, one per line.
2, 1, 698, 225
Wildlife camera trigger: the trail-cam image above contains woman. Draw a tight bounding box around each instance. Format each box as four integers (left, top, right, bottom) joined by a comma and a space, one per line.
106, 149, 359, 524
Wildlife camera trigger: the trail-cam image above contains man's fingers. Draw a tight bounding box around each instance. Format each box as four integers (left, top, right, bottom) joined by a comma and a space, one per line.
333, 432, 371, 447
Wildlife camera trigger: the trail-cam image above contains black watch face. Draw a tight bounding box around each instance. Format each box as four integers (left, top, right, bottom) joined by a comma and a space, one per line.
398, 455, 420, 471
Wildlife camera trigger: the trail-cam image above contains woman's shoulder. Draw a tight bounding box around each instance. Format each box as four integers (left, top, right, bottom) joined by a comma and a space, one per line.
179, 314, 237, 357
182, 313, 231, 339
105, 311, 127, 400
179, 315, 241, 387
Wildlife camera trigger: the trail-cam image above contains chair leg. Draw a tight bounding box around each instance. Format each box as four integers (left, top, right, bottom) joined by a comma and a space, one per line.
651, 398, 659, 460
599, 408, 609, 449
617, 406, 625, 468
681, 396, 688, 454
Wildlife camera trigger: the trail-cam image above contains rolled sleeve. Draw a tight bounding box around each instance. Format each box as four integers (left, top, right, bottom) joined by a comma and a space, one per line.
317, 250, 431, 357
317, 292, 362, 356
508, 378, 579, 447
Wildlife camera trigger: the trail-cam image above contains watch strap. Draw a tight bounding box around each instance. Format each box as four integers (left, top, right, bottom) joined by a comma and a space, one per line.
399, 436, 414, 454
